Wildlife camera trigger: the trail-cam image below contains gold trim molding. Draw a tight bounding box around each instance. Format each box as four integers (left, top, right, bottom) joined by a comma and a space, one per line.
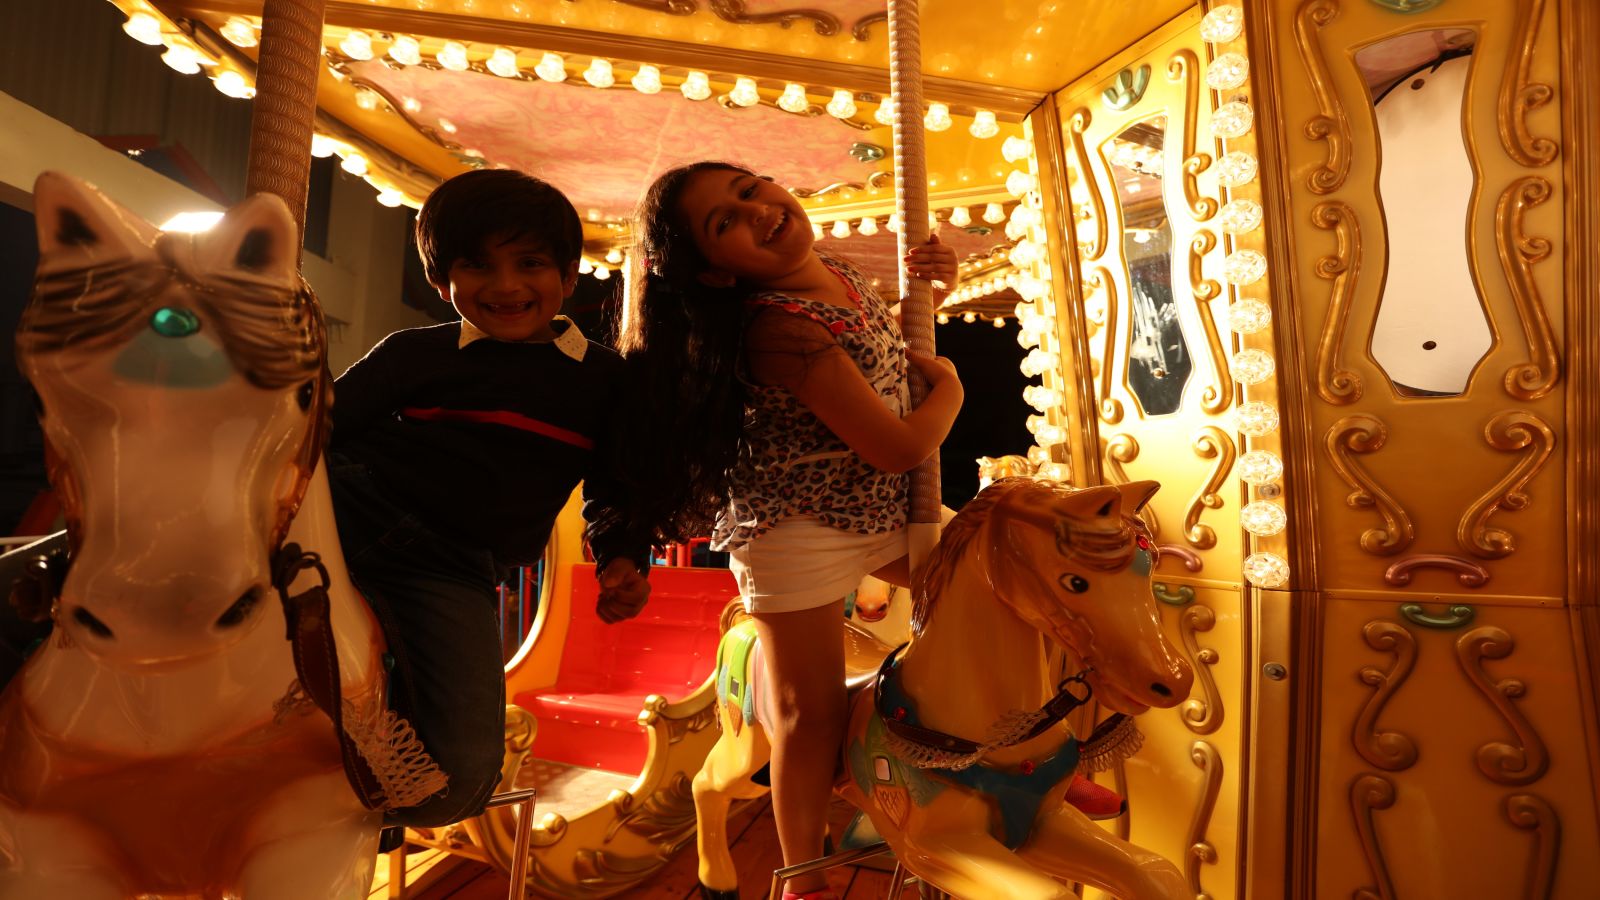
1088, 266, 1124, 425
1167, 49, 1216, 222
1190, 230, 1233, 416
1311, 201, 1363, 405
1351, 773, 1398, 900
1184, 426, 1236, 550
1179, 603, 1223, 735
1498, 0, 1559, 168
1070, 109, 1109, 262
1384, 554, 1490, 588
1457, 411, 1557, 559
1505, 793, 1561, 898
1456, 626, 1550, 786
1325, 415, 1414, 556
1185, 741, 1224, 899
1293, 0, 1351, 194
1495, 177, 1560, 400
1353, 620, 1419, 771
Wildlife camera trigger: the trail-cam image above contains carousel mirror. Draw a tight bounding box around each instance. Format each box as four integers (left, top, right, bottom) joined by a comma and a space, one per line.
1355, 29, 1488, 398
1106, 116, 1192, 416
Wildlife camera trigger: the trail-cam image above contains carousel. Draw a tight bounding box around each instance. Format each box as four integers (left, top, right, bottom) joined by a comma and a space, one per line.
0, 0, 1597, 897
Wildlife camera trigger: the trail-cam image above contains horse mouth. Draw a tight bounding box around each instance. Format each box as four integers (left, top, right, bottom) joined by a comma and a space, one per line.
1089, 675, 1152, 716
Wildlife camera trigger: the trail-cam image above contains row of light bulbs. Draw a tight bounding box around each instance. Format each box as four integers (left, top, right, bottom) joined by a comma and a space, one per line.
808, 201, 1013, 241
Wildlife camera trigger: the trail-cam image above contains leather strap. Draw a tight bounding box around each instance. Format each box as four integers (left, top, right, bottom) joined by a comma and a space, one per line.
272, 542, 386, 810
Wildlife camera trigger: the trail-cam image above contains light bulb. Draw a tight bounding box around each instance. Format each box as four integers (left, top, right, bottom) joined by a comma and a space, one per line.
1020, 349, 1059, 377
161, 45, 202, 75
969, 109, 999, 139
593, 264, 611, 281
632, 64, 661, 94
982, 203, 1006, 224
965, 312, 979, 324
584, 58, 614, 88
874, 99, 895, 125
1229, 348, 1275, 385
857, 217, 878, 236
1223, 249, 1268, 286
1211, 101, 1255, 139
1005, 170, 1038, 197
778, 83, 809, 113
1001, 136, 1032, 164
811, 222, 824, 240
376, 189, 405, 208
219, 16, 257, 48
310, 134, 336, 158
578, 258, 593, 274
123, 12, 163, 45
830, 219, 851, 239
341, 30, 376, 61
487, 47, 519, 78
1218, 199, 1263, 234
1237, 450, 1284, 486
1027, 445, 1052, 466
604, 247, 624, 264
937, 313, 950, 324
1037, 424, 1069, 445
1227, 299, 1272, 334
1216, 151, 1259, 187
993, 316, 1007, 329
681, 71, 711, 101
1023, 385, 1063, 411
730, 77, 761, 107
436, 41, 469, 71
535, 52, 567, 82
1235, 401, 1280, 437
1200, 5, 1245, 43
1243, 552, 1289, 588
947, 206, 972, 228
340, 153, 368, 176
1037, 462, 1071, 482
389, 36, 422, 66
924, 102, 952, 131
826, 89, 857, 118
1206, 53, 1250, 91
213, 70, 254, 99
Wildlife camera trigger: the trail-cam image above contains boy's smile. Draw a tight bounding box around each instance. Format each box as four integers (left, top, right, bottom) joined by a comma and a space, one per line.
436, 233, 577, 343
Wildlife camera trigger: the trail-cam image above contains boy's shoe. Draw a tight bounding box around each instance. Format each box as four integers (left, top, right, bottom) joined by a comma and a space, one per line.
1065, 774, 1127, 820
781, 891, 840, 900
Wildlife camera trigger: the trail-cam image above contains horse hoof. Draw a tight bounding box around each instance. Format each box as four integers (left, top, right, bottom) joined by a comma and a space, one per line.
698, 885, 739, 900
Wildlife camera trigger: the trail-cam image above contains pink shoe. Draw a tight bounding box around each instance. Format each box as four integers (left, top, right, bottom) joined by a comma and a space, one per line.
782, 891, 840, 900
1065, 774, 1127, 820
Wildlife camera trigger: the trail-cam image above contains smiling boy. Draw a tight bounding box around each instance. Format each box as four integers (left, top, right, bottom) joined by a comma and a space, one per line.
327, 169, 651, 830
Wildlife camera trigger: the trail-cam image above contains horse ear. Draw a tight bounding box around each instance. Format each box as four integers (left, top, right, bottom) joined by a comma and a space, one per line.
32, 172, 158, 273
195, 192, 299, 287
1116, 480, 1161, 514
1059, 484, 1123, 520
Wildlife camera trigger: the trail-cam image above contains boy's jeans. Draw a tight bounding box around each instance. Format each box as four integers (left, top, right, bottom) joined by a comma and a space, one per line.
327, 452, 507, 829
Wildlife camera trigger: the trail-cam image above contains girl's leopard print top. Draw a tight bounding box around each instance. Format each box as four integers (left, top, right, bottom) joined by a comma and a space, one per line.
710, 252, 909, 552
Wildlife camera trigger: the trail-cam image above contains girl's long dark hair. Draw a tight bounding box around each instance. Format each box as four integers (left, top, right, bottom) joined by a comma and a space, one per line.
605, 162, 756, 545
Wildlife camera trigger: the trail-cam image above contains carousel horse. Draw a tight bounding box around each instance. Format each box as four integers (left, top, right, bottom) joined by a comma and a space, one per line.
0, 174, 442, 898
694, 478, 1194, 900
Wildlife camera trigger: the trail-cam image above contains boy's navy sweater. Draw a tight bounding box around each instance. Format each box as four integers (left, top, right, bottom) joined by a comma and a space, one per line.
329, 321, 645, 572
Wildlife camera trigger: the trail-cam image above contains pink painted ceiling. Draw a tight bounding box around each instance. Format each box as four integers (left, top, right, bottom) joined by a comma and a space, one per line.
351, 61, 879, 222
821, 225, 1009, 298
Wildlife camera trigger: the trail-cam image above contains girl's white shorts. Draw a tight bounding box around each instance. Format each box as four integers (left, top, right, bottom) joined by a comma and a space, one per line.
728, 516, 906, 614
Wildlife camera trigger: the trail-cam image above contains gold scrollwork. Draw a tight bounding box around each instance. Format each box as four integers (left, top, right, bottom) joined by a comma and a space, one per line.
1310, 201, 1363, 404
1293, 0, 1351, 194
1068, 109, 1108, 261
1189, 230, 1232, 416
1457, 411, 1557, 559
1157, 544, 1205, 573
1088, 267, 1124, 424
1166, 49, 1217, 222
572, 847, 674, 888
612, 0, 699, 15
1456, 626, 1549, 786
1186, 741, 1224, 899
1351, 773, 1398, 900
1179, 604, 1223, 735
1495, 177, 1560, 400
1353, 621, 1419, 771
605, 772, 698, 846
1497, 0, 1558, 167
1324, 415, 1413, 555
1183, 426, 1236, 550
708, 0, 840, 35
1505, 794, 1561, 899
791, 181, 863, 199
850, 12, 886, 41
1384, 554, 1491, 588
1104, 433, 1159, 537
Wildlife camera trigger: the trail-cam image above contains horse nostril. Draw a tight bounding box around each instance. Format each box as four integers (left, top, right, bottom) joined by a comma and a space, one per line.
1150, 682, 1173, 698
72, 606, 114, 639
215, 587, 263, 629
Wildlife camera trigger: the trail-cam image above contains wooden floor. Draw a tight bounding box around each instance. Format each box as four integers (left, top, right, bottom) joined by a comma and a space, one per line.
370, 795, 899, 900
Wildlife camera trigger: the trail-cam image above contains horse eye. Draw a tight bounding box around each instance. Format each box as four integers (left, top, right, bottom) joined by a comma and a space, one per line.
1059, 574, 1090, 593
297, 379, 316, 411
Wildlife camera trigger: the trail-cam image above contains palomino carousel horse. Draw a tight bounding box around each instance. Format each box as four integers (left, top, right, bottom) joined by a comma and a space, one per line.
694, 478, 1194, 899
0, 174, 442, 898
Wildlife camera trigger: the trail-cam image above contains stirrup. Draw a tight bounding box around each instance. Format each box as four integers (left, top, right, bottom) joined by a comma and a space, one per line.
1065, 773, 1127, 821
769, 841, 893, 900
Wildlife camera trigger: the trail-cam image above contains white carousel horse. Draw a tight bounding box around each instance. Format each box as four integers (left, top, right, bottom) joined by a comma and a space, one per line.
695, 478, 1195, 900
0, 174, 439, 899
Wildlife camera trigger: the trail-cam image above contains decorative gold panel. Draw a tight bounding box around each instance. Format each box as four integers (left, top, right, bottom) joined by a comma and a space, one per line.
1384, 554, 1490, 588
1497, 0, 1558, 167
1310, 202, 1363, 405
1186, 740, 1223, 900
1188, 230, 1233, 416
1505, 793, 1561, 899
1086, 266, 1124, 425
1179, 603, 1222, 735
1350, 773, 1398, 900
1353, 620, 1419, 771
1292, 0, 1351, 194
1455, 626, 1549, 786
1165, 49, 1216, 222
1183, 426, 1235, 550
1069, 109, 1109, 262
1456, 411, 1557, 559
1494, 177, 1560, 400
1324, 415, 1413, 556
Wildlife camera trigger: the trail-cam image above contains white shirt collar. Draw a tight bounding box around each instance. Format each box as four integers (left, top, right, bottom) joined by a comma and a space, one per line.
457, 315, 587, 361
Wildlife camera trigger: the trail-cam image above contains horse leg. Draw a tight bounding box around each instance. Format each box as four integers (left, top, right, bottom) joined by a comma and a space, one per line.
1016, 805, 1187, 900
234, 771, 381, 900
897, 828, 1078, 900
0, 805, 124, 900
693, 723, 771, 899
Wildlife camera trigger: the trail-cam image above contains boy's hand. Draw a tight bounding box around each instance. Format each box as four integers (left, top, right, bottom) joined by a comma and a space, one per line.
904, 234, 959, 293
597, 559, 650, 623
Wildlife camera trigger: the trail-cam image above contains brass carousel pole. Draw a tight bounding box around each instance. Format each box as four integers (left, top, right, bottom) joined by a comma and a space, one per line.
245, 0, 327, 256
888, 0, 940, 571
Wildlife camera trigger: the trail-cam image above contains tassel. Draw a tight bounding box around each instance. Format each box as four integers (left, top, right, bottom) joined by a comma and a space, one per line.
1077, 714, 1143, 774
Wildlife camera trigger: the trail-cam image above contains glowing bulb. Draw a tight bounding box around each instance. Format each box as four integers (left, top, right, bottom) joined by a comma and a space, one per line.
632, 64, 661, 94
159, 44, 202, 75
213, 70, 254, 99
857, 217, 878, 236
583, 58, 615, 88
1038, 462, 1071, 481
578, 258, 593, 274
886, 213, 903, 234
826, 89, 857, 119
1216, 151, 1259, 187
535, 52, 567, 82
123, 12, 163, 45
730, 77, 761, 107
1027, 445, 1052, 466
1005, 170, 1038, 197
1243, 552, 1289, 588
778, 83, 809, 113
1223, 249, 1268, 286
965, 312, 979, 324
830, 219, 851, 239
1020, 349, 1059, 377
1001, 136, 1032, 163
874, 99, 895, 126
1237, 450, 1284, 486
924, 102, 953, 131
310, 134, 336, 158
969, 109, 999, 139
1235, 401, 1280, 437
992, 317, 1007, 329
434, 40, 468, 71
937, 313, 950, 324
389, 36, 422, 66
376, 189, 405, 208
592, 264, 611, 281
340, 153, 368, 176
1230, 349, 1275, 385
1023, 385, 1063, 411
1207, 53, 1250, 91
1218, 199, 1263, 234
487, 47, 519, 78
341, 30, 376, 61
604, 247, 624, 264
811, 222, 824, 240
355, 89, 379, 111
681, 71, 711, 100
1227, 299, 1272, 334
1200, 5, 1245, 43
947, 206, 972, 228
219, 16, 257, 48
1212, 102, 1255, 139
982, 203, 1006, 224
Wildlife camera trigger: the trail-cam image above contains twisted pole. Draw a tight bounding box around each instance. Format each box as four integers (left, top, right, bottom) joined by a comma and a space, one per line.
245, 0, 328, 260
888, 0, 940, 570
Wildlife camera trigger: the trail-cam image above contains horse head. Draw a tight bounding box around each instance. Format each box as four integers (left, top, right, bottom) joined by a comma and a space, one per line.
916, 477, 1192, 715
16, 174, 329, 669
